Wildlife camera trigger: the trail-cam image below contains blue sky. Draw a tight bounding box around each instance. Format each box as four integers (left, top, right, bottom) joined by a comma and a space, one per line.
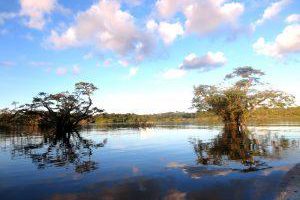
0, 0, 299, 113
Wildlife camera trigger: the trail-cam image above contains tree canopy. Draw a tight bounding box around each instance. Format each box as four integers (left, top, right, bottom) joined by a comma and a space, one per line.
12, 82, 103, 133
192, 66, 295, 130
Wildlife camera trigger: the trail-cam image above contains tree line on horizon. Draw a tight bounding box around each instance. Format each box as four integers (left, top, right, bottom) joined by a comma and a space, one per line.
94, 107, 300, 125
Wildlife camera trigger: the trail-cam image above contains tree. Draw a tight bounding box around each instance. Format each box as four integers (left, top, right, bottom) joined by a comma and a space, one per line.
192, 67, 295, 131
0, 108, 14, 126
6, 130, 107, 173
15, 82, 103, 133
190, 126, 291, 172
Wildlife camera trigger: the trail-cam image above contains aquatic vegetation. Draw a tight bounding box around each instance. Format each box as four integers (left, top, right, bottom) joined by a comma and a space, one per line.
3, 82, 103, 133
192, 67, 295, 131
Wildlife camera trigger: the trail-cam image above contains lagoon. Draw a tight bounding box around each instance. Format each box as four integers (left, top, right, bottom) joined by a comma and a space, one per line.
1, 125, 300, 200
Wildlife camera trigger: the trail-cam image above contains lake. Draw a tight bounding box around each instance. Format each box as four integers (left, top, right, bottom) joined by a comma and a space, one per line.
1, 125, 300, 200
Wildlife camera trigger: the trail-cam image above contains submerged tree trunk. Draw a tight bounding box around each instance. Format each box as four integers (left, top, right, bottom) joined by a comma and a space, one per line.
223, 113, 247, 136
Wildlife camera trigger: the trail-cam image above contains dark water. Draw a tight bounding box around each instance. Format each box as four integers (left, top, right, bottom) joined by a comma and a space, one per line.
1, 125, 300, 200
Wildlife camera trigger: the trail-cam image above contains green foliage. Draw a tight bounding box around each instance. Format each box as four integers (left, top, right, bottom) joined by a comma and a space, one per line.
93, 107, 300, 126
2, 82, 103, 133
192, 67, 295, 128
95, 112, 197, 125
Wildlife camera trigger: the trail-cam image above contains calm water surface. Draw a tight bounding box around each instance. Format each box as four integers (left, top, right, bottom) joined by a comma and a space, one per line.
1, 125, 300, 200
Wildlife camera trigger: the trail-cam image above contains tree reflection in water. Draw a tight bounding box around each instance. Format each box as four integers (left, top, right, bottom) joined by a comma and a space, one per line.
190, 126, 297, 172
4, 131, 107, 173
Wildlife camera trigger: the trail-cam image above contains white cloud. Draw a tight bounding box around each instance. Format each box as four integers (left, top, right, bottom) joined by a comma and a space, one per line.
19, 0, 57, 30
286, 14, 300, 24
160, 51, 226, 80
48, 28, 79, 48
48, 0, 152, 60
180, 52, 227, 71
253, 24, 300, 58
146, 20, 158, 31
155, 0, 244, 36
253, 0, 290, 29
128, 67, 138, 78
147, 20, 184, 44
158, 22, 184, 44
253, 38, 280, 58
72, 65, 80, 75
56, 67, 67, 76
0, 12, 17, 25
184, 0, 244, 35
156, 0, 189, 18
162, 68, 186, 79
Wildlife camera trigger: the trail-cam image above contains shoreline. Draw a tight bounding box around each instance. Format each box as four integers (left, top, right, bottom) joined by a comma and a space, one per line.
277, 164, 300, 200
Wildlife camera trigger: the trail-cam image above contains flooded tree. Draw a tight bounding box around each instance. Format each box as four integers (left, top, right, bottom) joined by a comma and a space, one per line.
14, 82, 103, 133
189, 126, 295, 172
1, 82, 107, 173
192, 67, 294, 132
3, 130, 107, 173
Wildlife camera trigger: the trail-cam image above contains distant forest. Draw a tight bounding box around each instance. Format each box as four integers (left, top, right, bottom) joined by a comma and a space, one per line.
2, 106, 300, 128
95, 107, 300, 125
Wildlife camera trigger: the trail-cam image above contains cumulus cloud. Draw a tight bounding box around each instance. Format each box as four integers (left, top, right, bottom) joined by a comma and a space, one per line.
180, 52, 227, 71
162, 68, 186, 79
48, 0, 152, 60
286, 14, 300, 24
253, 24, 300, 58
48, 27, 79, 48
155, 0, 244, 35
146, 19, 158, 31
0, 12, 17, 25
184, 0, 244, 35
253, 0, 290, 29
156, 0, 189, 18
19, 0, 57, 30
160, 51, 226, 80
147, 20, 184, 44
158, 22, 184, 44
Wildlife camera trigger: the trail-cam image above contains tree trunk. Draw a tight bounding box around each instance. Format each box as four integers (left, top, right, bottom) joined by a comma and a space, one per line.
223, 113, 246, 136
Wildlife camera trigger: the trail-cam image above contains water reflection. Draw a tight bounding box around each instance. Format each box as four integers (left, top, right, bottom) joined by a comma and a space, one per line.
1, 126, 300, 200
2, 131, 107, 173
48, 177, 182, 200
190, 127, 299, 172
